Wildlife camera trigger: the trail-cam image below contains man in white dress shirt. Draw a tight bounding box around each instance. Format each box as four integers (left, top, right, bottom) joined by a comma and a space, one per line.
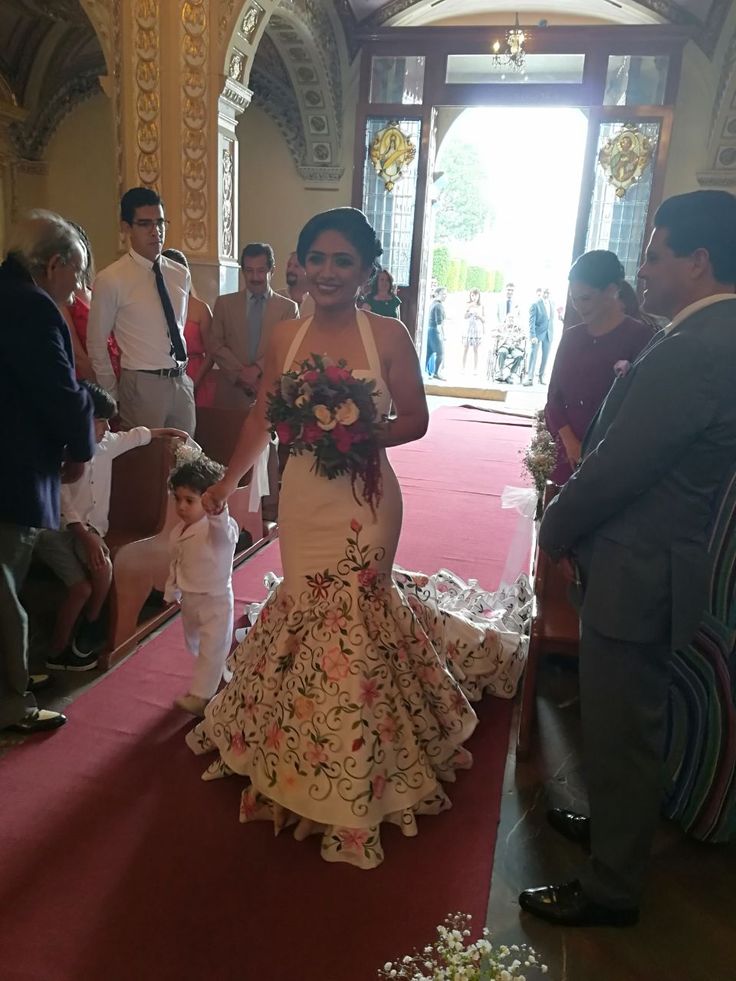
87, 187, 195, 434
282, 251, 315, 318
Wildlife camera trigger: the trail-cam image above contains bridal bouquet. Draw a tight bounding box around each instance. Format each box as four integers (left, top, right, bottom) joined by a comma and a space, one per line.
378, 913, 547, 980
267, 354, 383, 510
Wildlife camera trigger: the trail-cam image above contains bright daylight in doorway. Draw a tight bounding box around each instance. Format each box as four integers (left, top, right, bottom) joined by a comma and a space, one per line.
426, 105, 588, 390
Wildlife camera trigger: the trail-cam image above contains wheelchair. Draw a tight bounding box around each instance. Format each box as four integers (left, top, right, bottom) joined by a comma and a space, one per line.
487, 331, 528, 385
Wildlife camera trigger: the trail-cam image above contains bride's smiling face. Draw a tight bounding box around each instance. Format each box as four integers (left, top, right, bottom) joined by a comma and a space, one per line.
304, 230, 371, 308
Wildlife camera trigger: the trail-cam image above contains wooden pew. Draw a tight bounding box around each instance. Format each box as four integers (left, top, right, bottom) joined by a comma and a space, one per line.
516, 482, 580, 759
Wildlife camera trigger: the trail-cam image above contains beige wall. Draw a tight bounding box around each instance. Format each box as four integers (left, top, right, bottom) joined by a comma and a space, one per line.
45, 90, 119, 271
662, 41, 716, 197
237, 105, 354, 290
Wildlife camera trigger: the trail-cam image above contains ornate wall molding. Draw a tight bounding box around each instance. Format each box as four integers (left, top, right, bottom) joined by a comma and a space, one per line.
701, 14, 736, 187
181, 0, 209, 253
79, 0, 115, 76
252, 8, 344, 184
133, 0, 161, 189
221, 76, 253, 114
221, 138, 235, 257
9, 71, 101, 159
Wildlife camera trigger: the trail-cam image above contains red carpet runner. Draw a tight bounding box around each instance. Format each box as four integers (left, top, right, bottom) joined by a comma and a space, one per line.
0, 407, 531, 981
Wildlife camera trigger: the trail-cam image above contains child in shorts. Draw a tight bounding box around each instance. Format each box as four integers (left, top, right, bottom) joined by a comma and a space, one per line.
35, 381, 186, 671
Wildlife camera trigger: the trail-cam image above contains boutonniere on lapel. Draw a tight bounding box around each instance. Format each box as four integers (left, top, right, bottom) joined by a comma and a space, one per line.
613, 359, 631, 378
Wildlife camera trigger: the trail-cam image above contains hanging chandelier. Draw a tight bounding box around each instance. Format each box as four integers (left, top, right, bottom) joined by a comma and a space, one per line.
491, 14, 528, 73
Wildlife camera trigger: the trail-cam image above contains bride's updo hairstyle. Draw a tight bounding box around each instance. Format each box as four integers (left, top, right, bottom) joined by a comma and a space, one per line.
568, 249, 625, 291
296, 207, 383, 271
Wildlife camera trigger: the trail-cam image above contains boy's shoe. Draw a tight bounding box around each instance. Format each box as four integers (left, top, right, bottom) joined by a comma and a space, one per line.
4, 709, 67, 734
174, 693, 209, 717
72, 618, 106, 658
45, 648, 98, 673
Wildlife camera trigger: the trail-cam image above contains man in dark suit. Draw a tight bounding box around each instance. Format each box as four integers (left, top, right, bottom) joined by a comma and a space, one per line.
519, 190, 736, 926
0, 210, 95, 734
524, 286, 554, 385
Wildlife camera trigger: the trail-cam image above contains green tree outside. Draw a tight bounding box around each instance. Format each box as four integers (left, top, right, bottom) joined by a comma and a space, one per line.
434, 140, 491, 243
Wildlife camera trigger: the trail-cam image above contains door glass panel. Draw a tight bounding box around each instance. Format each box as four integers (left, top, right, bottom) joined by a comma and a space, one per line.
445, 53, 585, 85
585, 120, 661, 282
370, 57, 425, 104
361, 117, 421, 287
605, 55, 668, 106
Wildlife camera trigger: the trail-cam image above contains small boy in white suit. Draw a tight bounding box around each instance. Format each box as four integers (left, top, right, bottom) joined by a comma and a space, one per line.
165, 454, 239, 716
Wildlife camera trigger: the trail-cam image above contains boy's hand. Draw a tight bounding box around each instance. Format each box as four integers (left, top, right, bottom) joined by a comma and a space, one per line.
70, 525, 108, 571
151, 428, 188, 440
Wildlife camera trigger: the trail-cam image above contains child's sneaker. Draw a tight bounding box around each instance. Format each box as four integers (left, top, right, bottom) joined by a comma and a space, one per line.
45, 648, 98, 672
174, 693, 208, 717
72, 618, 107, 658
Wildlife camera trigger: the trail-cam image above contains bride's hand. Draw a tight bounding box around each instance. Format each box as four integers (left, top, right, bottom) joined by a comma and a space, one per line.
202, 476, 236, 515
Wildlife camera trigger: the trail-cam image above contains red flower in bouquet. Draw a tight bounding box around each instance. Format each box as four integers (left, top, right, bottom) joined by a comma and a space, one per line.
266, 354, 383, 511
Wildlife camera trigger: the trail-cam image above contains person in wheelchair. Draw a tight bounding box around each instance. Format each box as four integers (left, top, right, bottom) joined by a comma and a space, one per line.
493, 315, 526, 383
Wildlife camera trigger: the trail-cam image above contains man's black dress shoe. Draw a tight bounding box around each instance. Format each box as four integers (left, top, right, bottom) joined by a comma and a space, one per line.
4, 709, 67, 734
519, 880, 639, 927
547, 808, 591, 847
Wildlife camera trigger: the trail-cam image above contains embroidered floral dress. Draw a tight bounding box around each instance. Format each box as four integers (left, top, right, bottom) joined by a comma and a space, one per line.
186, 313, 526, 868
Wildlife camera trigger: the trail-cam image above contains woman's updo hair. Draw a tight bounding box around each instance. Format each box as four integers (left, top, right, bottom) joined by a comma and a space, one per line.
568, 250, 625, 290
296, 207, 383, 271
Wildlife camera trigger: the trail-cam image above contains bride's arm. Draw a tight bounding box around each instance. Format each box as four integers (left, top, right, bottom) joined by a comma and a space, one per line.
202, 330, 283, 512
376, 317, 429, 448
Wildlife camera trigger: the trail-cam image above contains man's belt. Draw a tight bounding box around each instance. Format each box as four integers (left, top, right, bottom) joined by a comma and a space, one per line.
137, 362, 189, 378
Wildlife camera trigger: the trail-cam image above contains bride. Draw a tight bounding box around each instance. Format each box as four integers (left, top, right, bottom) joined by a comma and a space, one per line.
187, 207, 524, 868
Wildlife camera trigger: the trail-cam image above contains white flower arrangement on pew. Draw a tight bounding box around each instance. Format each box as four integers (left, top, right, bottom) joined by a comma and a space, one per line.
521, 410, 557, 501
377, 913, 548, 980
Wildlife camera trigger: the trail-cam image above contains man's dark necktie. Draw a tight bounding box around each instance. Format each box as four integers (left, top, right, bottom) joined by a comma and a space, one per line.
248, 293, 265, 363
153, 258, 187, 362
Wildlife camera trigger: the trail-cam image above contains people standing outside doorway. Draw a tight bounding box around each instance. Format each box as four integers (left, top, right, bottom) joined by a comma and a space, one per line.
525, 286, 555, 385
425, 287, 447, 380
87, 187, 195, 434
462, 288, 485, 375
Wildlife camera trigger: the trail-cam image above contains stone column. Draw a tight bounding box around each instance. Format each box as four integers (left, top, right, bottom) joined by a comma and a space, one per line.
111, 0, 255, 306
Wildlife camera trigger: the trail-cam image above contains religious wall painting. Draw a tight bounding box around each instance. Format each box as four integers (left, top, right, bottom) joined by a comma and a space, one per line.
597, 123, 654, 198
368, 120, 416, 192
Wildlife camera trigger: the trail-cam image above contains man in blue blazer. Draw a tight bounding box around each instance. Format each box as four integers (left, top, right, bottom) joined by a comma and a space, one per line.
520, 191, 736, 925
0, 211, 94, 734
525, 287, 554, 385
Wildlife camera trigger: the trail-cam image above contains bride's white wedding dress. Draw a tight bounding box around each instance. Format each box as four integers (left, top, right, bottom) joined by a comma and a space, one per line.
186, 312, 527, 868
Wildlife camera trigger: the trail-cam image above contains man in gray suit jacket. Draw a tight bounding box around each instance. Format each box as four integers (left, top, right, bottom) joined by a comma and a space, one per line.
211, 243, 298, 408
520, 190, 736, 926
525, 287, 554, 385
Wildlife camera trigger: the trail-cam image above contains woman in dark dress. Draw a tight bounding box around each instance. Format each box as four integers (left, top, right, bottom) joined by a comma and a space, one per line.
361, 268, 401, 318
545, 251, 654, 484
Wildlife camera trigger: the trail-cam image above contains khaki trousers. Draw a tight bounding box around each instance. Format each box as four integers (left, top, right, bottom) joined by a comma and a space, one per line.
118, 369, 196, 435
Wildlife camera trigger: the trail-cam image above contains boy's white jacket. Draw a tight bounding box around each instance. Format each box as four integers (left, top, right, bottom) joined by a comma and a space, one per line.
164, 507, 239, 600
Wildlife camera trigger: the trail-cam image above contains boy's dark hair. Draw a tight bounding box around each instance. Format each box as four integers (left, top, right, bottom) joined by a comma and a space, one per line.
169, 455, 225, 495
81, 380, 116, 420
121, 187, 163, 225
240, 242, 275, 270
653, 190, 736, 284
